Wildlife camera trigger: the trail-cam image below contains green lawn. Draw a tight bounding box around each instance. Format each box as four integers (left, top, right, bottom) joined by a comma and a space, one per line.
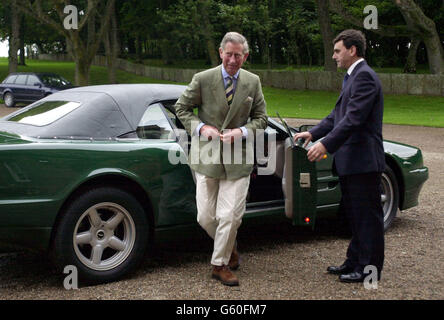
264, 87, 444, 127
1, 58, 443, 127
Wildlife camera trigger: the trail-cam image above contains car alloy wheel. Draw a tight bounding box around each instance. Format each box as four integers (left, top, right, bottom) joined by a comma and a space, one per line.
4, 92, 15, 108
73, 202, 136, 271
52, 187, 150, 284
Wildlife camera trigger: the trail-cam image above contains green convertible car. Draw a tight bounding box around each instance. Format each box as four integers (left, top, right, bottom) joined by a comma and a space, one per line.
0, 84, 428, 283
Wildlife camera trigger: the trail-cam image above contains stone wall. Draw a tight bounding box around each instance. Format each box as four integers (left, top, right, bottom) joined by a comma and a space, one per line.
38, 54, 444, 96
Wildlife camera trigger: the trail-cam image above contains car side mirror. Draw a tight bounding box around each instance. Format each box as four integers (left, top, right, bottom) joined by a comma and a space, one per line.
34, 82, 42, 88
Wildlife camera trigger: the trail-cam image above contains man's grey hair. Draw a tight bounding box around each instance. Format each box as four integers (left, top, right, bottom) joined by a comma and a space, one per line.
220, 32, 249, 54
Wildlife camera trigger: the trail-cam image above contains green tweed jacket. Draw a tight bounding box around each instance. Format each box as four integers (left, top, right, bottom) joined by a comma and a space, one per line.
175, 65, 268, 180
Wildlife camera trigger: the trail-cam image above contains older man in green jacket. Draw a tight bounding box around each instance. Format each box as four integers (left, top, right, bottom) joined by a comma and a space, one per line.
175, 32, 267, 286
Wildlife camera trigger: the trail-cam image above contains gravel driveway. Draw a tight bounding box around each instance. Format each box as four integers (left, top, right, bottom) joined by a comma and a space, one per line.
0, 104, 443, 300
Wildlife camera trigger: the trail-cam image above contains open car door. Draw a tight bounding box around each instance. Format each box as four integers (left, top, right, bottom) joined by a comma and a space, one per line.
277, 113, 317, 228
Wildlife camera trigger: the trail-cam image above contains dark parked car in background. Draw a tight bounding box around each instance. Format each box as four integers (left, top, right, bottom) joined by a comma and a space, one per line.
0, 72, 73, 107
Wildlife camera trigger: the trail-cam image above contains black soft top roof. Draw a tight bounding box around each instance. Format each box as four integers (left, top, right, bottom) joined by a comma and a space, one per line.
0, 84, 186, 139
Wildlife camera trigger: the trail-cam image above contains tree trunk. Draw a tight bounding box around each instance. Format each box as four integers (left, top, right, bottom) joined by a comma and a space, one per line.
135, 35, 143, 62
404, 37, 420, 73
393, 0, 443, 74
75, 55, 91, 86
8, 0, 20, 74
110, 4, 119, 82
260, 39, 268, 65
295, 44, 301, 67
87, 6, 96, 53
18, 15, 26, 65
104, 29, 113, 81
68, 34, 91, 86
104, 2, 118, 84
315, 0, 336, 71
271, 40, 276, 69
197, 0, 219, 67
307, 44, 312, 67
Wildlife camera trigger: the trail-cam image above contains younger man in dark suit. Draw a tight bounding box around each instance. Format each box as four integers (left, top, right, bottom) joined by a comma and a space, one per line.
294, 29, 385, 283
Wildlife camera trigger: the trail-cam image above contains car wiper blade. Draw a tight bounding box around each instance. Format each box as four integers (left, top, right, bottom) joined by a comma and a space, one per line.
117, 130, 137, 138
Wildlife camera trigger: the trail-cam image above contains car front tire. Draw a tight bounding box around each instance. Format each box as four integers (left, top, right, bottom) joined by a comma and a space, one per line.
52, 187, 150, 284
4, 92, 15, 108
381, 166, 400, 231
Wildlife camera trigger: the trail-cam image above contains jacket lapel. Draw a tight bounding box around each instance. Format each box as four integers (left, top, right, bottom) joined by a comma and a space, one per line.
211, 65, 228, 108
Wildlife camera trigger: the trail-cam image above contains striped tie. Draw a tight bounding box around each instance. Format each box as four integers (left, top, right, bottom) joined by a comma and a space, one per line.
225, 76, 234, 106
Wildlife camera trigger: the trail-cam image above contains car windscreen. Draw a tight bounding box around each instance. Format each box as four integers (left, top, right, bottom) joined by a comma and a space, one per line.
8, 100, 81, 126
136, 103, 175, 140
39, 74, 71, 87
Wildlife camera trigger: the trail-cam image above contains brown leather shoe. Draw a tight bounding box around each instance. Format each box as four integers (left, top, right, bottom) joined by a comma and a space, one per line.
212, 265, 239, 286
228, 248, 240, 270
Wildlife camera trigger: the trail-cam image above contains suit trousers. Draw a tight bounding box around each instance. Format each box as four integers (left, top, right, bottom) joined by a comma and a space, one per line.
194, 172, 250, 266
339, 172, 385, 274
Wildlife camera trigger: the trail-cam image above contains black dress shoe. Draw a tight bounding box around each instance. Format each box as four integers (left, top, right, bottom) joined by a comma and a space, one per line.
339, 271, 366, 283
327, 263, 354, 275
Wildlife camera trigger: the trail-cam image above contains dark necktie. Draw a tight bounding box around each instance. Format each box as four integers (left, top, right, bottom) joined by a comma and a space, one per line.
225, 76, 234, 106
342, 73, 350, 89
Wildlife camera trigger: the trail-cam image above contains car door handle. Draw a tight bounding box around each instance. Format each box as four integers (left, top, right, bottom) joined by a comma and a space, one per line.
300, 173, 311, 188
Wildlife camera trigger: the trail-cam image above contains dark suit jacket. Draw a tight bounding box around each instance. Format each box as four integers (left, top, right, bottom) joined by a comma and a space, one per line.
309, 60, 385, 176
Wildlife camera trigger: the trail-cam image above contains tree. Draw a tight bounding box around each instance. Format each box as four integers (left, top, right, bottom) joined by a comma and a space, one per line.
1, 0, 22, 73
393, 0, 443, 74
103, 0, 118, 83
18, 0, 116, 85
158, 0, 221, 66
197, 0, 219, 66
315, 0, 336, 71
328, 0, 443, 74
118, 0, 160, 62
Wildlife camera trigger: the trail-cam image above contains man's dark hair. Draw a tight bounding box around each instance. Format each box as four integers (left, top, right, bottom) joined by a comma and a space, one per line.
333, 29, 366, 57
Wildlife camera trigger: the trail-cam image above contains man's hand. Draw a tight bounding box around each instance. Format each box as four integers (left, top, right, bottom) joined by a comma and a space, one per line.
307, 142, 327, 162
200, 125, 220, 140
293, 131, 313, 148
220, 128, 243, 144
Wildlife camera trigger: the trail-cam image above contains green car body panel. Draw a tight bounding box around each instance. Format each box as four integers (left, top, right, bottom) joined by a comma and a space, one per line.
0, 131, 428, 251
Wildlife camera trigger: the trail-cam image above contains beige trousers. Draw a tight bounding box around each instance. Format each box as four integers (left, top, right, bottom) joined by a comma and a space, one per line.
194, 172, 250, 266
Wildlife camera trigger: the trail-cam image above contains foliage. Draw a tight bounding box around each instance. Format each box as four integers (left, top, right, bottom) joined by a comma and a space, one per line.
2, 0, 443, 75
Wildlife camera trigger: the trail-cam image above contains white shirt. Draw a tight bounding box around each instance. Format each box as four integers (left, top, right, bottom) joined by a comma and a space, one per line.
347, 58, 365, 76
